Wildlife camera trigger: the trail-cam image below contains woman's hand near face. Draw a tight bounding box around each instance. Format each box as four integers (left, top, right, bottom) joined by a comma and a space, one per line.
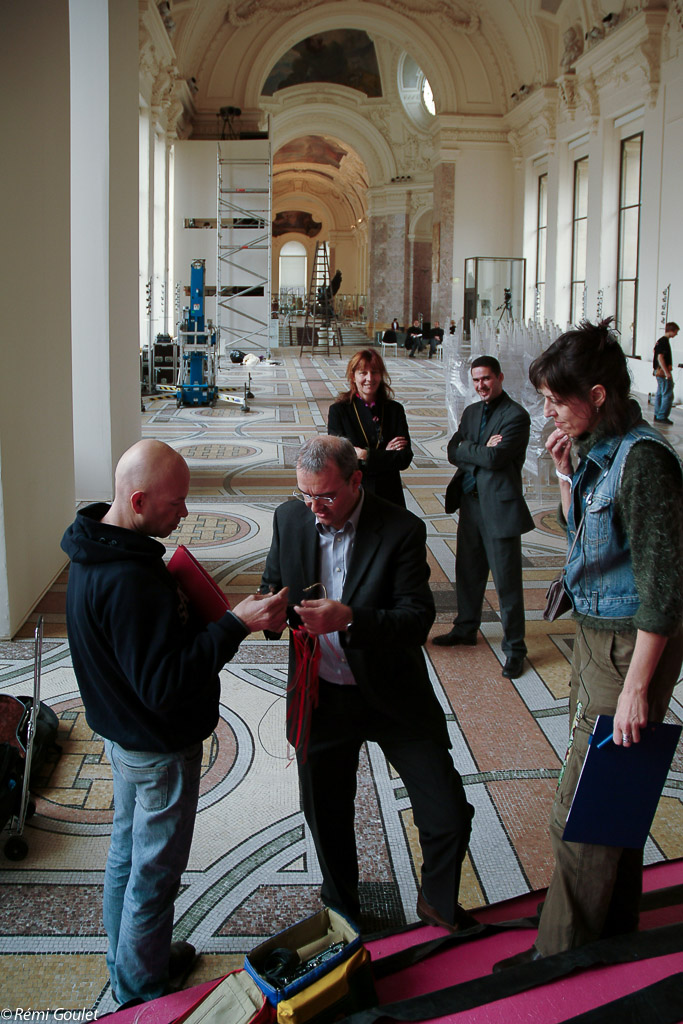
546, 427, 573, 475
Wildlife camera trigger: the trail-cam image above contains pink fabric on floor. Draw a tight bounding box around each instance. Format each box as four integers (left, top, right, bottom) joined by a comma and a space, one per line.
109, 860, 683, 1024
367, 860, 682, 1023
109, 977, 223, 1024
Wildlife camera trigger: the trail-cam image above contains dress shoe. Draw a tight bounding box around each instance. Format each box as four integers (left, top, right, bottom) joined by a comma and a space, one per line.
432, 628, 477, 647
492, 945, 544, 972
502, 655, 525, 679
167, 940, 198, 990
416, 888, 478, 933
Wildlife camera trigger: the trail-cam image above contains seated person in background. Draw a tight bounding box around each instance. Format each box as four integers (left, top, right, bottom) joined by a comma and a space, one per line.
429, 321, 444, 358
406, 319, 423, 356
382, 317, 400, 346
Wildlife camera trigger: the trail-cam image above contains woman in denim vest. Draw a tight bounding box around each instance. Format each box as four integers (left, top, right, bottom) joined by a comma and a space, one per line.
495, 319, 683, 969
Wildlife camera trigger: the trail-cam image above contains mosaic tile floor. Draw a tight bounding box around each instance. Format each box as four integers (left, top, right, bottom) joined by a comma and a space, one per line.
1, 344, 681, 1015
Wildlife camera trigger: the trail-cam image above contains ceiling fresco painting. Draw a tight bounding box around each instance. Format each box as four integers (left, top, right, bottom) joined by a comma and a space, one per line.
275, 136, 349, 169
272, 210, 323, 238
262, 29, 382, 97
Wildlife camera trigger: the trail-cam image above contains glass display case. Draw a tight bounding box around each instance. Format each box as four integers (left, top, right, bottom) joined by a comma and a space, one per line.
463, 257, 526, 333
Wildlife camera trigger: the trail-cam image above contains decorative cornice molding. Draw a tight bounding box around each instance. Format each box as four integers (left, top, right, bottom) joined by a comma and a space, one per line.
503, 86, 558, 152
576, 74, 600, 131
671, 0, 683, 33
224, 0, 480, 31
555, 71, 579, 116
140, 11, 195, 140
573, 8, 666, 109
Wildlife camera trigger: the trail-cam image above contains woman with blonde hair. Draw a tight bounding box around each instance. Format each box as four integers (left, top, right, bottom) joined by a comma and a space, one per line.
327, 348, 412, 506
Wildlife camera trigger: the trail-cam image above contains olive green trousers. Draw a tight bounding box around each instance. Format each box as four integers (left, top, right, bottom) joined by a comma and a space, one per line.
536, 623, 683, 955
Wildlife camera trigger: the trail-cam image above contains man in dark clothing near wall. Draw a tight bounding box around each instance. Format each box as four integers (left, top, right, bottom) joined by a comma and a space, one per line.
653, 321, 679, 425
433, 357, 534, 680
428, 320, 444, 358
61, 440, 287, 1008
406, 318, 423, 356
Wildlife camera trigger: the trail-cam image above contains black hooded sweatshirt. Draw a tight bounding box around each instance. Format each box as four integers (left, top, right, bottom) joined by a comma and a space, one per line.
61, 503, 248, 752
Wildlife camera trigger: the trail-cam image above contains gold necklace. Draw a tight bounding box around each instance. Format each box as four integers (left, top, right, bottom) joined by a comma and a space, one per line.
353, 397, 384, 449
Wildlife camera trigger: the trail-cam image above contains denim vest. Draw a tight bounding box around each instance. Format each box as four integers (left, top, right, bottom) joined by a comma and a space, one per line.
565, 423, 680, 621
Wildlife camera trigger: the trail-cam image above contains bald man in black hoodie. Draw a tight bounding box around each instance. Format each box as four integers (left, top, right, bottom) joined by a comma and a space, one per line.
61, 440, 287, 1008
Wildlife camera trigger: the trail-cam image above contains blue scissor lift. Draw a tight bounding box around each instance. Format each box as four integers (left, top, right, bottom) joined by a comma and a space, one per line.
176, 259, 219, 407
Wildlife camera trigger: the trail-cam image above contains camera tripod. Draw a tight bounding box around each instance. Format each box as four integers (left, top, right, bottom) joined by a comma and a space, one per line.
496, 289, 513, 327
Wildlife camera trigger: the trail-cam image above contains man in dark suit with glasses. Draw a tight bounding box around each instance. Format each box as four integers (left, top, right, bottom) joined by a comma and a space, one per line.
261, 435, 476, 933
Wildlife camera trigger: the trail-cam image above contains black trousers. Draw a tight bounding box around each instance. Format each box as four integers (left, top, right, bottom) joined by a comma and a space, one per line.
296, 680, 473, 922
453, 492, 526, 657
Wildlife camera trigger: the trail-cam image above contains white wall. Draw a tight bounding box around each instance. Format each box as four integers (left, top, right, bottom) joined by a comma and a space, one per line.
174, 139, 271, 351
451, 145, 515, 319
0, 1, 75, 638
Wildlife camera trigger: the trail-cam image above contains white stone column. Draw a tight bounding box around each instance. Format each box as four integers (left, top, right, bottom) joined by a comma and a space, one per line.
0, 1, 74, 637
70, 0, 140, 501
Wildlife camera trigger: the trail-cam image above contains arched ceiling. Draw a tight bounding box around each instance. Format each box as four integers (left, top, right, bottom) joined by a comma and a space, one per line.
162, 0, 571, 119
143, 0, 610, 247
273, 133, 369, 230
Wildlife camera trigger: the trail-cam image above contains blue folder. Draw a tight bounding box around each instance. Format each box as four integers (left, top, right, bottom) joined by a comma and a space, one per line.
562, 714, 682, 848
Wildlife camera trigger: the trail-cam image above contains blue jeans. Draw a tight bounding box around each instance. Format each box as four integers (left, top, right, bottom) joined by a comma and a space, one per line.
103, 740, 202, 1004
654, 375, 674, 420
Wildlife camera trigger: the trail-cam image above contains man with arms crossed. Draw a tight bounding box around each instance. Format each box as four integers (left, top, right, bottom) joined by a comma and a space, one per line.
61, 440, 287, 1008
434, 357, 534, 680
261, 435, 475, 932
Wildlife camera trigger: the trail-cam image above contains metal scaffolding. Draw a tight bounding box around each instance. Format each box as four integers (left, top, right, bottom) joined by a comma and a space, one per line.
216, 139, 272, 357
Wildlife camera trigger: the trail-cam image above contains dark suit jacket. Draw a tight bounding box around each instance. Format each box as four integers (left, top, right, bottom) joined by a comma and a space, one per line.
445, 391, 534, 539
261, 492, 449, 747
327, 398, 412, 507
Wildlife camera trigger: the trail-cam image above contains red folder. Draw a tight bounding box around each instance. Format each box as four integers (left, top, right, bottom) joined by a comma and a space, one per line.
167, 545, 230, 623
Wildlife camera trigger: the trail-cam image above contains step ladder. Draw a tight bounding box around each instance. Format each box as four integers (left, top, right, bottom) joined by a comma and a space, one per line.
300, 242, 343, 358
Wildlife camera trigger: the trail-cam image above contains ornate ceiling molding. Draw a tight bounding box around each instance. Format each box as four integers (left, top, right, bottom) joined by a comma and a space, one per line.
140, 3, 195, 139
572, 8, 666, 110
223, 0, 479, 32
503, 86, 558, 152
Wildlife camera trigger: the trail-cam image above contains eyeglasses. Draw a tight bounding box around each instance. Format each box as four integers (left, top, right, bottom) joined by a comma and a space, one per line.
292, 488, 336, 506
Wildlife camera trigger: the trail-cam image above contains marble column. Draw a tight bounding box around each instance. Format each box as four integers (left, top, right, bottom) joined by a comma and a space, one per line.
431, 161, 456, 324
367, 188, 411, 331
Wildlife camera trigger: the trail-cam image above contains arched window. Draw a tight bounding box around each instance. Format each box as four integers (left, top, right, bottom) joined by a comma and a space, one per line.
398, 53, 436, 128
422, 78, 435, 116
278, 240, 308, 300
279, 240, 307, 288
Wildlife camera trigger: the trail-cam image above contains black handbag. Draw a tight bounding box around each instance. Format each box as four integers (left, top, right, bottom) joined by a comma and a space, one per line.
543, 575, 572, 621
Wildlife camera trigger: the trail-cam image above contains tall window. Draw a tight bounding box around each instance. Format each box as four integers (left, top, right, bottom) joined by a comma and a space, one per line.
279, 240, 307, 291
616, 133, 642, 354
570, 157, 588, 325
535, 173, 548, 322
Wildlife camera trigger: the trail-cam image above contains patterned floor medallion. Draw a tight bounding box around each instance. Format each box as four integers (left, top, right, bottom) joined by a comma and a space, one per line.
1, 345, 681, 1015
